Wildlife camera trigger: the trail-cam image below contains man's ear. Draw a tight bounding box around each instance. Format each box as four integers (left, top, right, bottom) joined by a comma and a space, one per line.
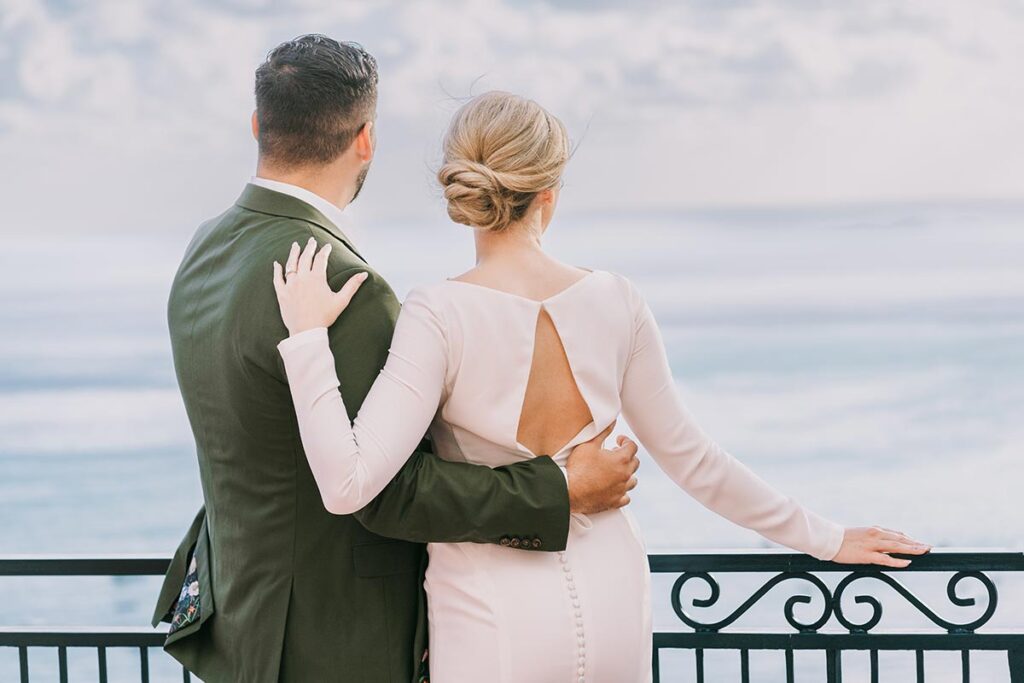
354, 122, 374, 164
251, 111, 259, 141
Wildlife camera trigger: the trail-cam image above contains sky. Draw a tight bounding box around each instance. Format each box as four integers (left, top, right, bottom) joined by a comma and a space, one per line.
1, 0, 1023, 236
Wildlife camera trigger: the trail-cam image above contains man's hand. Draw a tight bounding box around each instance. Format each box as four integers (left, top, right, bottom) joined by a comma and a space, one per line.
566, 421, 639, 514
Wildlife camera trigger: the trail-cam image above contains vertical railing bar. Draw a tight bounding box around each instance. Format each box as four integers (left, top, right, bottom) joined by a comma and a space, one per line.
740, 648, 750, 683
18, 646, 29, 683
98, 646, 109, 683
826, 648, 843, 683
652, 645, 660, 683
916, 650, 925, 683
1009, 648, 1024, 683
785, 648, 795, 683
140, 646, 151, 683
870, 649, 879, 683
58, 645, 69, 683
183, 665, 193, 682
961, 649, 970, 683
696, 647, 705, 683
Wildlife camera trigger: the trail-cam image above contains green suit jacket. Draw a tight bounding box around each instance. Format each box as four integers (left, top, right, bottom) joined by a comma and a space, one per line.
152, 184, 571, 682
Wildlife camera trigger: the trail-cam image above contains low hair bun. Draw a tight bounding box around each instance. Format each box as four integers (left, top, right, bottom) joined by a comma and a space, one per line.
437, 91, 569, 232
437, 159, 517, 233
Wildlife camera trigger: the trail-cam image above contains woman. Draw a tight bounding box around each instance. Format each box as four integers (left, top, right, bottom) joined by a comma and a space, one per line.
271, 91, 929, 682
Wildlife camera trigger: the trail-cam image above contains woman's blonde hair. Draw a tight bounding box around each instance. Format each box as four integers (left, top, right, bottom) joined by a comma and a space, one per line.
437, 91, 570, 232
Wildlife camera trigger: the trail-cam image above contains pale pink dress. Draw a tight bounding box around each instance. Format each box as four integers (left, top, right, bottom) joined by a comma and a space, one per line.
278, 270, 844, 683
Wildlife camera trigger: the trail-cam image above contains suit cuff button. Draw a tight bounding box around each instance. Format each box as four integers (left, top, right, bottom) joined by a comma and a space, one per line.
499, 537, 511, 547
531, 538, 542, 549
510, 537, 522, 548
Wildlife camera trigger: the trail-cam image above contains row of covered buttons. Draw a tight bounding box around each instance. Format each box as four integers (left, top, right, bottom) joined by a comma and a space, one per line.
561, 550, 586, 682
498, 535, 543, 549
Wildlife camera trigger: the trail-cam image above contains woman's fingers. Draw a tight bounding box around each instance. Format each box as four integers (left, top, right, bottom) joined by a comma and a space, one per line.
332, 272, 369, 314
878, 527, 928, 547
900, 545, 931, 556
280, 240, 333, 285
876, 528, 910, 543
879, 526, 913, 540
873, 528, 931, 552
870, 552, 912, 568
887, 542, 929, 555
893, 532, 931, 550
273, 242, 363, 335
273, 262, 285, 295
857, 525, 930, 567
872, 539, 928, 555
284, 242, 301, 276
832, 527, 932, 567
313, 243, 332, 275
297, 237, 317, 272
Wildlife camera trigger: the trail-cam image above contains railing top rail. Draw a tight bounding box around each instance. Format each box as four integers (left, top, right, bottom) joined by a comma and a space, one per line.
0, 554, 171, 576
649, 548, 1024, 572
0, 626, 166, 635
0, 554, 171, 561
653, 630, 1024, 652
0, 626, 168, 648
0, 548, 1021, 576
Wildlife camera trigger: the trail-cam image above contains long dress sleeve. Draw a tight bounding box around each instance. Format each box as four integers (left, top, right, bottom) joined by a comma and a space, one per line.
618, 279, 845, 561
277, 287, 448, 516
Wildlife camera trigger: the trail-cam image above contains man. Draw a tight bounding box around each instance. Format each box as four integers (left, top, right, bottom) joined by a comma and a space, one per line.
152, 34, 639, 682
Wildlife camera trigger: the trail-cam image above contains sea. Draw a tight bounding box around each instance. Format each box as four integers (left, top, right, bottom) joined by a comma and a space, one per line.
1, 202, 1022, 681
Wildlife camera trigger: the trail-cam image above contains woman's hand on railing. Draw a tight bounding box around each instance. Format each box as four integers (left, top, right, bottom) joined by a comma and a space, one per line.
273, 238, 367, 336
832, 526, 931, 567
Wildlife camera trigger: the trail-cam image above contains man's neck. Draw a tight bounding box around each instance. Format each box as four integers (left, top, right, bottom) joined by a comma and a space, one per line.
254, 162, 351, 211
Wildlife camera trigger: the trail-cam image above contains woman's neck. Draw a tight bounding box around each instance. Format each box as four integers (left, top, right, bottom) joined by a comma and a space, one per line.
458, 213, 585, 298
472, 215, 546, 267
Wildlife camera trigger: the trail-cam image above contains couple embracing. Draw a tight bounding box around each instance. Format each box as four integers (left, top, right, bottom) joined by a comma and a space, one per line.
152, 34, 928, 683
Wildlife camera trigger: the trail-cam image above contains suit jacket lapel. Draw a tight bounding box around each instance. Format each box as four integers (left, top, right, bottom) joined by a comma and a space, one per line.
235, 183, 366, 263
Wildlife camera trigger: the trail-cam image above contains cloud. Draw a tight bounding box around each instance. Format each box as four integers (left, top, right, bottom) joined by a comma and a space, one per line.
0, 0, 1022, 235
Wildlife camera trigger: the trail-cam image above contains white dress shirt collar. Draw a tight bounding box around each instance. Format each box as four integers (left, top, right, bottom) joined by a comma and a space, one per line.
249, 176, 351, 243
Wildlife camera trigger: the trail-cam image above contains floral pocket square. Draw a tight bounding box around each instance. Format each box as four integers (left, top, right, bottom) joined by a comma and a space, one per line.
168, 554, 201, 634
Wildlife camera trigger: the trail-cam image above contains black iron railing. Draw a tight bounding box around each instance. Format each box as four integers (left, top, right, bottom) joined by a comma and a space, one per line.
2, 550, 1022, 682
0, 555, 172, 683
649, 550, 1024, 682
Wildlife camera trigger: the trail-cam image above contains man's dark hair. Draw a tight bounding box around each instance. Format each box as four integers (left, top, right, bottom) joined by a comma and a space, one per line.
255, 34, 378, 167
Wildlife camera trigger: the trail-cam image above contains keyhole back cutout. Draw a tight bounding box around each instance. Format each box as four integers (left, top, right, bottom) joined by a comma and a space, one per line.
515, 306, 594, 456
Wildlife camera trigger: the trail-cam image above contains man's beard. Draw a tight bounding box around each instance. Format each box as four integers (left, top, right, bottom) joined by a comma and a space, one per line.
350, 164, 370, 203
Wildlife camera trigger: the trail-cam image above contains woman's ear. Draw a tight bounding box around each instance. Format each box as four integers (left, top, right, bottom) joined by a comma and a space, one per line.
537, 188, 554, 205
